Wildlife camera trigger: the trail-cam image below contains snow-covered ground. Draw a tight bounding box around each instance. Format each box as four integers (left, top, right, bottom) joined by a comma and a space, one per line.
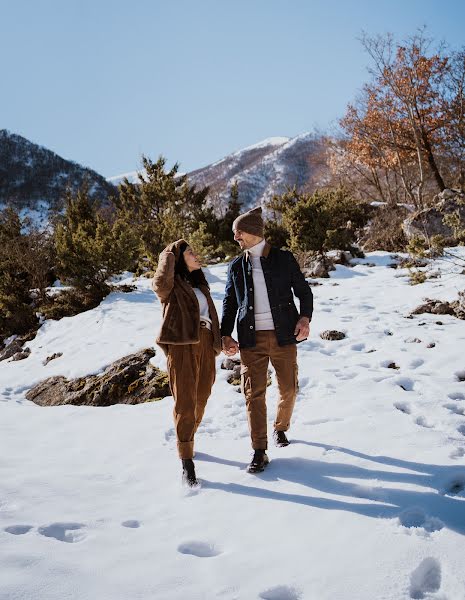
1, 250, 465, 600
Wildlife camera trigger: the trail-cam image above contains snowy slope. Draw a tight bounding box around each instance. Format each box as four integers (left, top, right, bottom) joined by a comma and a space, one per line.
1, 251, 465, 600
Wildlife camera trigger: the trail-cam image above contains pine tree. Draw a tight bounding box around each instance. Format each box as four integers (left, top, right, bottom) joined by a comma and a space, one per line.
0, 208, 37, 337
114, 156, 211, 267
54, 186, 137, 294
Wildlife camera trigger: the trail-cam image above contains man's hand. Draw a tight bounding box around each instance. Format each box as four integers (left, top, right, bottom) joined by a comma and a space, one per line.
222, 336, 239, 356
294, 317, 310, 341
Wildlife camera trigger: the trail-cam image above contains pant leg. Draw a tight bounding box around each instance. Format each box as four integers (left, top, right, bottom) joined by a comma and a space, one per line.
166, 343, 200, 459
194, 328, 216, 432
240, 331, 271, 450
269, 337, 298, 432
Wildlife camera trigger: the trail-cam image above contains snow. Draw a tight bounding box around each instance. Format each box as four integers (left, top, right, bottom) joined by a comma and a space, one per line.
1, 249, 465, 599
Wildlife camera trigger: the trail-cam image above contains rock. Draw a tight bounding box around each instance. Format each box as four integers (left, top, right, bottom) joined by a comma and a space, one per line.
303, 254, 335, 278
0, 339, 23, 361
0, 331, 35, 361
450, 291, 465, 320
221, 357, 241, 370
405, 337, 422, 343
227, 373, 241, 386
427, 342, 436, 348
43, 352, 63, 366
231, 364, 241, 380
11, 348, 31, 361
320, 330, 346, 341
403, 189, 465, 242
411, 298, 459, 318
25, 349, 170, 406
333, 251, 352, 266
387, 362, 400, 369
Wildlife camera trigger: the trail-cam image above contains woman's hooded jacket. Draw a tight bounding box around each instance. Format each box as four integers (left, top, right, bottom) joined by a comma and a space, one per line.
152, 239, 222, 356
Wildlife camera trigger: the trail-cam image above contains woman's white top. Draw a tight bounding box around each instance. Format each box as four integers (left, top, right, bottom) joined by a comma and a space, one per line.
193, 287, 212, 325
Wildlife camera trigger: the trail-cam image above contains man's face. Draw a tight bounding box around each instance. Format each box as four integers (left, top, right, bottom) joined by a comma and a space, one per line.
233, 228, 262, 250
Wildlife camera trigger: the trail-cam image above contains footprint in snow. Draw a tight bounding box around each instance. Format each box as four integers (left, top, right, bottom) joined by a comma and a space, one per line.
448, 391, 465, 401
350, 342, 365, 351
394, 401, 411, 414
38, 522, 86, 543
164, 428, 175, 443
4, 524, 34, 535
443, 403, 465, 416
394, 377, 415, 391
177, 541, 221, 557
409, 358, 425, 369
454, 370, 465, 382
441, 473, 465, 495
450, 447, 465, 459
397, 507, 443, 533
409, 557, 442, 599
259, 585, 302, 600
415, 416, 434, 429
121, 520, 140, 528
457, 424, 465, 437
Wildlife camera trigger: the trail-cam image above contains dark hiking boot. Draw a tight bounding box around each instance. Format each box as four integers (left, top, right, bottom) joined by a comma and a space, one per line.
182, 459, 199, 487
273, 430, 290, 447
246, 449, 270, 473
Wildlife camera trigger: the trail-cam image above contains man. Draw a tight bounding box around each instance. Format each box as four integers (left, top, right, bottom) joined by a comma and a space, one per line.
221, 206, 313, 473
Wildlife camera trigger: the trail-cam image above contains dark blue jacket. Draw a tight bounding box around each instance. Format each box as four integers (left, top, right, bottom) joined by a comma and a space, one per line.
220, 242, 313, 349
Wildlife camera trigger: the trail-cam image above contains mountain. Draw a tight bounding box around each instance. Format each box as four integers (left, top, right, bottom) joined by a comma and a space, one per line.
188, 132, 331, 209
0, 130, 115, 215
108, 132, 332, 211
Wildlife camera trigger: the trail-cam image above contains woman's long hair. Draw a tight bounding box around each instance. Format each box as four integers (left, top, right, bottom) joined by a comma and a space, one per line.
175, 242, 207, 288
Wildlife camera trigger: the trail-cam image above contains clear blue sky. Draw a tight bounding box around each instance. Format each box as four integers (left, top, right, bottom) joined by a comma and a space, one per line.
1, 0, 464, 178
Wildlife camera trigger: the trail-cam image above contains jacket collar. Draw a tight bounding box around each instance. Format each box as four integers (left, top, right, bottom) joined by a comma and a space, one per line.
245, 240, 271, 261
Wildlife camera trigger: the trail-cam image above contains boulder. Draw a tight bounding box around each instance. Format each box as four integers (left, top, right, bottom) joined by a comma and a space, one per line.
303, 254, 335, 278
403, 189, 465, 242
411, 294, 465, 320
25, 349, 170, 407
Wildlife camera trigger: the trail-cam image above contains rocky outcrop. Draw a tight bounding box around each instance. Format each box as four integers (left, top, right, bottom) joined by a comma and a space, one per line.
26, 349, 170, 407
303, 254, 336, 278
403, 189, 465, 242
411, 291, 465, 320
0, 332, 35, 362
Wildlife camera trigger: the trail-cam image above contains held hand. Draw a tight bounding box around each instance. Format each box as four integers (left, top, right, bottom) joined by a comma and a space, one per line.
294, 317, 310, 341
222, 336, 239, 356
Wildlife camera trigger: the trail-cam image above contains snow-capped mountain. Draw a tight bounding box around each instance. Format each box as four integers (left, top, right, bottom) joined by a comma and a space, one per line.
0, 130, 115, 215
108, 133, 331, 210
188, 132, 330, 209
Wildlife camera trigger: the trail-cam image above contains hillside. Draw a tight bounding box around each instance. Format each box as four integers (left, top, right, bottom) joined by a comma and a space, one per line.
1, 250, 465, 599
0, 130, 115, 216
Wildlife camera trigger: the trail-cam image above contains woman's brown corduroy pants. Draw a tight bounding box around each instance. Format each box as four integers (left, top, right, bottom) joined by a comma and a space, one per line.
166, 327, 216, 459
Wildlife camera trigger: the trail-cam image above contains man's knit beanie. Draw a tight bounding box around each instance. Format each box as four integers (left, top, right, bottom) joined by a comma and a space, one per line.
232, 206, 264, 237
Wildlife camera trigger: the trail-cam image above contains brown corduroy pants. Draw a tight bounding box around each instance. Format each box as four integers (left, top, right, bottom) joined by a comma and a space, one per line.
166, 327, 216, 459
240, 331, 298, 450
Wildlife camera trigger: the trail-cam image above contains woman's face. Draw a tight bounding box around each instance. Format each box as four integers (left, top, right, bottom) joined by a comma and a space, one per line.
183, 246, 201, 272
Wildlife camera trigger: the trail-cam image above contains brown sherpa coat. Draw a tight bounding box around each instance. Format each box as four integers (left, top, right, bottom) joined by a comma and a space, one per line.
152, 239, 222, 357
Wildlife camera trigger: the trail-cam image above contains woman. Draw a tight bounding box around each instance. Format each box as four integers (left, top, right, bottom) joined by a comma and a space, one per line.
152, 239, 221, 487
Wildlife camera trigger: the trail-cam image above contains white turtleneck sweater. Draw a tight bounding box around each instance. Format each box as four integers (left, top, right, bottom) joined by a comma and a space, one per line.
248, 239, 275, 331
